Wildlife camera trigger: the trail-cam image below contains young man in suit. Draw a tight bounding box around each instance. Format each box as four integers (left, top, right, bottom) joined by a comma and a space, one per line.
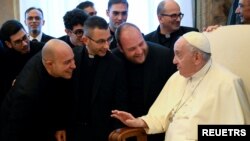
24, 7, 55, 42
106, 0, 129, 50
0, 20, 44, 107
66, 16, 128, 141
58, 8, 89, 48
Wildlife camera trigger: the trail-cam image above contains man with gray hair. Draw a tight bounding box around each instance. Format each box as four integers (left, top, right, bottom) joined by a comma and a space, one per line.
111, 31, 250, 141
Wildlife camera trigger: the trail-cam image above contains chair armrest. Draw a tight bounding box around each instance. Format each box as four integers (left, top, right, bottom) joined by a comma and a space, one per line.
109, 127, 147, 141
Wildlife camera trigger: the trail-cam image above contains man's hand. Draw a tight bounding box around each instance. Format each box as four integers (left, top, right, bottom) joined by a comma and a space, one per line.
55, 130, 66, 141
111, 110, 147, 128
203, 25, 221, 32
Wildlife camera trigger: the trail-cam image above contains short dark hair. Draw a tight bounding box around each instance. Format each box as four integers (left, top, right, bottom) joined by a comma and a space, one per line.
107, 0, 129, 10
76, 1, 94, 9
0, 20, 25, 42
63, 8, 89, 30
115, 22, 141, 47
84, 16, 109, 36
25, 7, 44, 18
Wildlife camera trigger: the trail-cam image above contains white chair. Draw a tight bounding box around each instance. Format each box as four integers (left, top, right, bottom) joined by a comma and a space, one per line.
204, 25, 250, 103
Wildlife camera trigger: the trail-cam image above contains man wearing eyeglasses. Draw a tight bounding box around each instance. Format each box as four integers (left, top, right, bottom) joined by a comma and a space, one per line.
24, 7, 55, 43
0, 20, 44, 108
145, 0, 198, 57
106, 0, 129, 50
66, 16, 128, 141
58, 8, 89, 48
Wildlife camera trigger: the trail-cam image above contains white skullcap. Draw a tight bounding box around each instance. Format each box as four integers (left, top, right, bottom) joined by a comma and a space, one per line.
182, 31, 211, 53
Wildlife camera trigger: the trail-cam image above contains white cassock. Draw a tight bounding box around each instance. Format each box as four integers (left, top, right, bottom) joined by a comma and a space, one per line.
140, 59, 250, 141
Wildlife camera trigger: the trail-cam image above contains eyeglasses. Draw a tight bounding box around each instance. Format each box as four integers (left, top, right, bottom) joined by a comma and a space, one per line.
160, 13, 184, 20
12, 34, 29, 46
27, 16, 42, 21
71, 29, 84, 37
86, 35, 113, 45
88, 11, 97, 16
111, 11, 128, 17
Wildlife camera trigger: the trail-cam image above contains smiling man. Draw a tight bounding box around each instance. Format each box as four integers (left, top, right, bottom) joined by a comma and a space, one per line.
66, 16, 128, 141
0, 20, 44, 106
235, 0, 250, 24
0, 39, 76, 141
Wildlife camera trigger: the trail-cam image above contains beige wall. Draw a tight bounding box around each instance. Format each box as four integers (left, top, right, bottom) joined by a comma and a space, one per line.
0, 0, 233, 31
196, 0, 232, 31
0, 0, 19, 26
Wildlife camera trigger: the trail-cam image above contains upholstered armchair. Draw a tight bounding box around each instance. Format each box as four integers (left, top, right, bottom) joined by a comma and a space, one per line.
109, 127, 147, 141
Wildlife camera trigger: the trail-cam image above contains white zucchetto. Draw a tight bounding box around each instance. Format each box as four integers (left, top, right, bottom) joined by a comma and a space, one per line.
183, 31, 211, 53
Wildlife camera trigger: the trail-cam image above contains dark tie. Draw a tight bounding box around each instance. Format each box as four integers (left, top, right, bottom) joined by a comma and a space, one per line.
32, 39, 38, 42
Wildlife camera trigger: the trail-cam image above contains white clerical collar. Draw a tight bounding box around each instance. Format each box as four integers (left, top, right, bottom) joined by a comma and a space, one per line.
190, 59, 212, 81
88, 54, 94, 58
165, 34, 170, 38
86, 46, 95, 58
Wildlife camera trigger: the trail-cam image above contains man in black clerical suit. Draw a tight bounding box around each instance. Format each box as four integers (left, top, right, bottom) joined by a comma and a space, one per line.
0, 20, 44, 107
145, 0, 198, 56
24, 7, 55, 43
66, 16, 128, 141
112, 22, 176, 141
0, 39, 76, 141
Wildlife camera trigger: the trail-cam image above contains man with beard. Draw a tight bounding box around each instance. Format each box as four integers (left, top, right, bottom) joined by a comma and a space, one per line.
113, 22, 176, 141
24, 7, 55, 43
0, 20, 44, 107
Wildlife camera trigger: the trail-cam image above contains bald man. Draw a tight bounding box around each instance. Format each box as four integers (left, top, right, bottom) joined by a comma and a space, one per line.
111, 32, 250, 141
0, 39, 76, 141
145, 0, 198, 56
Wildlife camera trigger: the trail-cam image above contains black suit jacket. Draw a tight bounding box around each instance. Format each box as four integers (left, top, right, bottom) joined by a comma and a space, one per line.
145, 26, 199, 53
41, 33, 55, 43
68, 47, 128, 141
112, 41, 176, 141
58, 35, 76, 48
0, 52, 70, 141
0, 41, 44, 107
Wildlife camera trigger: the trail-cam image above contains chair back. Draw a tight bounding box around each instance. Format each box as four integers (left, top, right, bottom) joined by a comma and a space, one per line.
109, 127, 147, 141
204, 25, 250, 103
